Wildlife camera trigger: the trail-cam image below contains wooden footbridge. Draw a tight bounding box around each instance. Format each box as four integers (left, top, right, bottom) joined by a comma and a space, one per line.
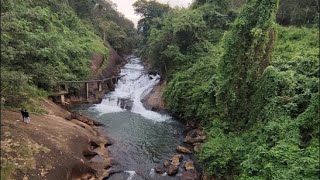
51, 75, 126, 104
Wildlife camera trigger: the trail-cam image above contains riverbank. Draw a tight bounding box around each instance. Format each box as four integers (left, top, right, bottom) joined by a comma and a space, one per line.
143, 79, 212, 180
1, 99, 114, 180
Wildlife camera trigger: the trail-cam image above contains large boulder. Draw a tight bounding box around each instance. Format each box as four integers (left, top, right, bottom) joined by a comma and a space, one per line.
170, 154, 183, 166
167, 165, 179, 176
154, 165, 166, 174
186, 128, 205, 138
193, 143, 203, 153
184, 161, 195, 171
89, 155, 105, 163
118, 98, 133, 110
163, 160, 170, 167
186, 121, 197, 129
92, 146, 109, 157
183, 136, 204, 144
69, 113, 104, 126
176, 145, 192, 154
181, 169, 199, 180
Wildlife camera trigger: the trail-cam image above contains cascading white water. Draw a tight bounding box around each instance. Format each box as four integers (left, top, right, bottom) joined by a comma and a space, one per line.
92, 56, 169, 122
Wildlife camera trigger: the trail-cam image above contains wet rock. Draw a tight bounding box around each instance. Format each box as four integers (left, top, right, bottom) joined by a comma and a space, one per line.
154, 165, 166, 174
89, 156, 112, 167
104, 138, 114, 147
176, 145, 192, 154
70, 113, 104, 126
148, 70, 159, 76
170, 154, 183, 166
184, 161, 195, 170
152, 156, 161, 163
193, 143, 202, 153
163, 160, 170, 167
118, 98, 133, 110
106, 166, 122, 177
186, 121, 197, 128
183, 136, 204, 144
184, 127, 193, 135
92, 147, 109, 157
186, 129, 198, 138
181, 169, 199, 180
100, 169, 110, 179
141, 81, 168, 112
167, 165, 179, 176
71, 120, 97, 135
89, 157, 114, 177
92, 136, 112, 147
186, 128, 206, 138
89, 155, 105, 163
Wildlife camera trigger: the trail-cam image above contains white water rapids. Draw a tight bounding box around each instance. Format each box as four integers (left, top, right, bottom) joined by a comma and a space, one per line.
92, 55, 169, 122
75, 56, 185, 180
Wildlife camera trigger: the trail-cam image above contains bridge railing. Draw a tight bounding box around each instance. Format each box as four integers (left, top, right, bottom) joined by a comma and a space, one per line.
52, 74, 126, 103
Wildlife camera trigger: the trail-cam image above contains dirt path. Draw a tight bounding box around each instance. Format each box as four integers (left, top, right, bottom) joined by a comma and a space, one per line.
1, 99, 110, 180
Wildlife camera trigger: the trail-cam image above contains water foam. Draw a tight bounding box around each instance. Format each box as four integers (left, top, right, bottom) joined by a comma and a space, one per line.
125, 170, 136, 180
92, 56, 169, 122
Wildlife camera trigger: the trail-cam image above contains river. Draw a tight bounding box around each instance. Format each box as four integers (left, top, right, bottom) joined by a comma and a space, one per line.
72, 56, 189, 180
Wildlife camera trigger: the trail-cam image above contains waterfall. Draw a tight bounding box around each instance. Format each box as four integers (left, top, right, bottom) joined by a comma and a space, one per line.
92, 56, 169, 122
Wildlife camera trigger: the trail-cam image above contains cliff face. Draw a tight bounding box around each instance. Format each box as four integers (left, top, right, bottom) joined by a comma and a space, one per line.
94, 47, 126, 79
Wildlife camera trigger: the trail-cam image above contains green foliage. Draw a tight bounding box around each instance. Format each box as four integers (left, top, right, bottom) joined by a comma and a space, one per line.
1, 0, 137, 110
164, 45, 220, 121
191, 0, 319, 26
217, 0, 279, 129
1, 68, 48, 113
0, 160, 16, 180
1, 0, 108, 91
141, 6, 228, 78
199, 26, 319, 179
276, 0, 319, 26
133, 0, 171, 37
89, 0, 138, 53
141, 0, 319, 179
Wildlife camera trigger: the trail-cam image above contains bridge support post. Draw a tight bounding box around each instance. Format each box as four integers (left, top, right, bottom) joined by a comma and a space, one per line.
85, 82, 89, 100
98, 81, 102, 91
60, 94, 65, 104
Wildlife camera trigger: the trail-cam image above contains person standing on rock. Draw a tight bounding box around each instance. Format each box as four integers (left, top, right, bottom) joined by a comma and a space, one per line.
23, 109, 30, 123
20, 109, 25, 122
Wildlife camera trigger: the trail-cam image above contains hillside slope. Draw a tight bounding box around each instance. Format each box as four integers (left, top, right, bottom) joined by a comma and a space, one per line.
1, 99, 112, 180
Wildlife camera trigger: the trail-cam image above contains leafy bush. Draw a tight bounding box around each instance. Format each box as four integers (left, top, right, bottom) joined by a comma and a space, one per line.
1, 0, 108, 91
199, 25, 319, 179
1, 68, 47, 113
147, 1, 319, 179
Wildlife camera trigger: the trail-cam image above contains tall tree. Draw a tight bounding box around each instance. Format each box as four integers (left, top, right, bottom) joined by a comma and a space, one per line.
133, 0, 170, 36
217, 0, 279, 129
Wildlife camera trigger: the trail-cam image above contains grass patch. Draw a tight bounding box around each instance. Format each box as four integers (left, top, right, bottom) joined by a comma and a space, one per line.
0, 160, 17, 180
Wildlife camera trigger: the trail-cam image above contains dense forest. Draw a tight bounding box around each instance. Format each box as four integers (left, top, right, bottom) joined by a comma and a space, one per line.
1, 0, 319, 179
1, 0, 138, 111
134, 0, 319, 179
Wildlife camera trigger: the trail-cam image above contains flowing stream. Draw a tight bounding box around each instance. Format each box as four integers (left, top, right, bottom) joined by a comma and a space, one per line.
73, 56, 187, 180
